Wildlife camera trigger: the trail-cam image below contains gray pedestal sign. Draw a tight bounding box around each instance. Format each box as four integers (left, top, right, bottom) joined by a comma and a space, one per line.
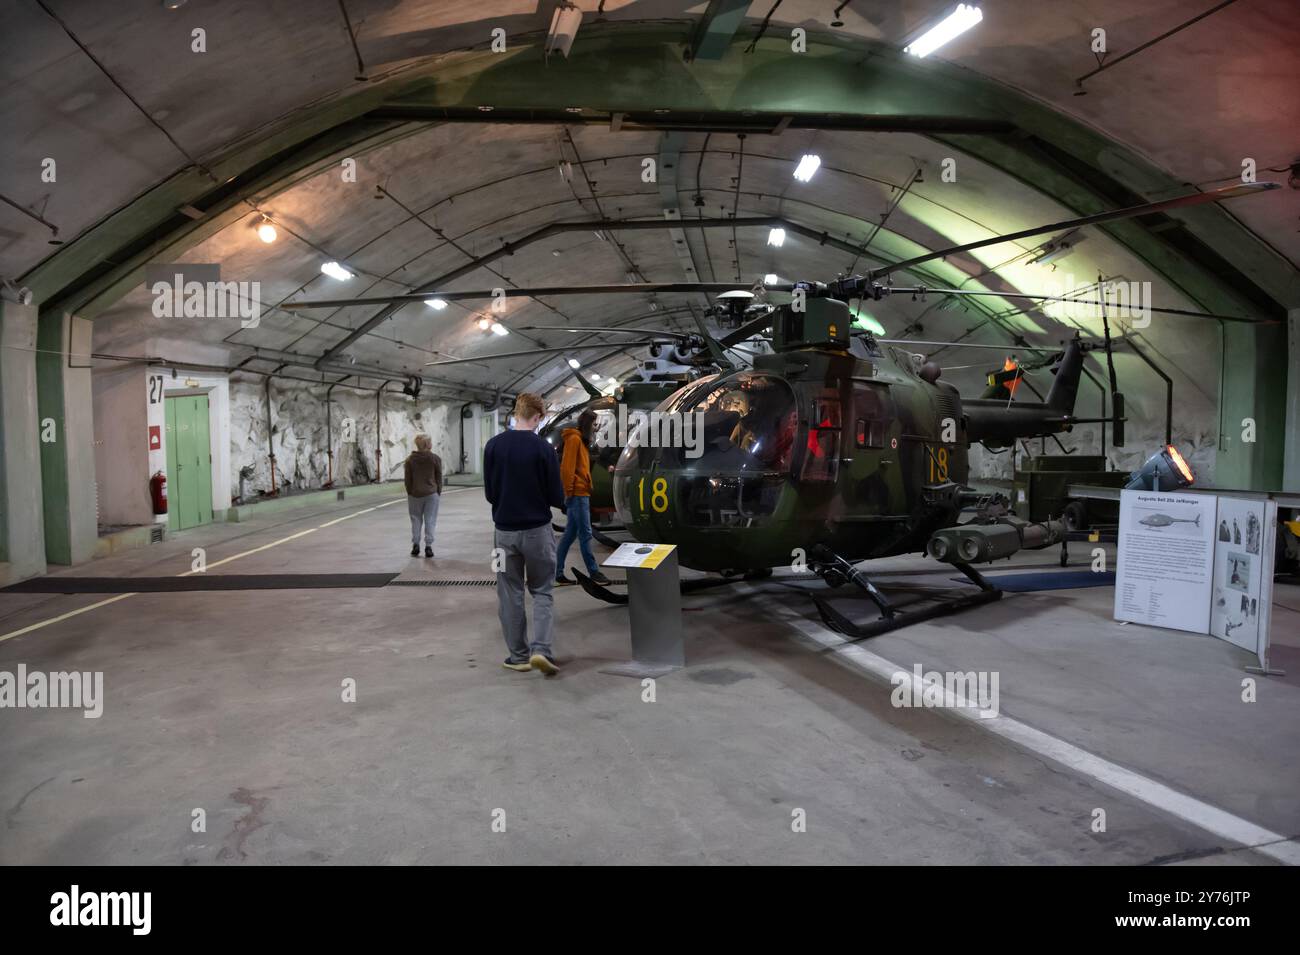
600, 543, 684, 678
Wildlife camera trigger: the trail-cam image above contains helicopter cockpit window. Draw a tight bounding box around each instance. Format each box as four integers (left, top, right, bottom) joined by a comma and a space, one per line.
685, 374, 798, 472
800, 390, 841, 483
544, 398, 620, 466
673, 373, 796, 529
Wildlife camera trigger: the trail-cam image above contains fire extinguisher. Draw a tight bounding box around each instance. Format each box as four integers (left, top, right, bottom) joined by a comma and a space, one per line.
149, 470, 168, 515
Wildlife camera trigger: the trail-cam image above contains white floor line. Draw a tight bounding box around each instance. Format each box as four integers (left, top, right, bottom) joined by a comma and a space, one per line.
751, 591, 1299, 866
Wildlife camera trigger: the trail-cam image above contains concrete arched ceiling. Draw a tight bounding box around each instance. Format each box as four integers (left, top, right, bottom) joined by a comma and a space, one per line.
2, 0, 1297, 482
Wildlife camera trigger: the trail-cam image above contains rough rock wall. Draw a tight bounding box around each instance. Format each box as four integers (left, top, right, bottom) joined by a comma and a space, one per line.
229, 376, 461, 502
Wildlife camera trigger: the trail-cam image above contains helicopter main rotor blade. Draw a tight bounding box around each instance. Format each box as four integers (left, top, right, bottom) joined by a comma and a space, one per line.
283, 283, 753, 310
874, 337, 1074, 353
517, 324, 696, 339
868, 181, 1280, 282
423, 340, 663, 366
910, 286, 1270, 324
719, 312, 778, 347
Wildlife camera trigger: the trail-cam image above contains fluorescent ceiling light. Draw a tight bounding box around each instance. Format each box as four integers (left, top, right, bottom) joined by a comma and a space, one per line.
425, 297, 448, 310
490, 322, 509, 336
320, 261, 353, 281
903, 4, 983, 58
851, 310, 887, 336
793, 154, 821, 182
567, 358, 581, 369
767, 228, 786, 248
764, 273, 779, 285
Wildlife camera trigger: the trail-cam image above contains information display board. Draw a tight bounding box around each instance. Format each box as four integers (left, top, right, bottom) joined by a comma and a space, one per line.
604, 543, 676, 570
1114, 490, 1216, 633
1208, 495, 1278, 662
1114, 489, 1280, 671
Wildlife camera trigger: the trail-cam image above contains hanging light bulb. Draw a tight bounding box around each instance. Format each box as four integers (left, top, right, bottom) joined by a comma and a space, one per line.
256, 219, 277, 244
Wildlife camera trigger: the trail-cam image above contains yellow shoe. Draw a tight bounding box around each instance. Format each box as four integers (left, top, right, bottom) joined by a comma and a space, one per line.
529, 653, 560, 676
502, 659, 531, 672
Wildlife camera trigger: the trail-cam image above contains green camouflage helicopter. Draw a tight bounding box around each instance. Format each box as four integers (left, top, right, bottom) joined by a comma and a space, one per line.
279, 182, 1277, 635
595, 284, 1101, 637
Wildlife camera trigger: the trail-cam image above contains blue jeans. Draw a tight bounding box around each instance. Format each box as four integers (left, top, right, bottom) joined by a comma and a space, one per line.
555, 495, 599, 577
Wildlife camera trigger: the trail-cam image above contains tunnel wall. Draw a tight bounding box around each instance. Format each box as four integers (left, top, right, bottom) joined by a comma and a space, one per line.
227, 376, 467, 501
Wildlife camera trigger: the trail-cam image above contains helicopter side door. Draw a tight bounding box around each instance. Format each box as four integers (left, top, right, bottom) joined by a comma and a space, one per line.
798, 384, 842, 485
844, 379, 900, 514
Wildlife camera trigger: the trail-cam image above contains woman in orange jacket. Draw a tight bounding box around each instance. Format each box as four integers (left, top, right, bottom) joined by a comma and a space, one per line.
555, 409, 611, 585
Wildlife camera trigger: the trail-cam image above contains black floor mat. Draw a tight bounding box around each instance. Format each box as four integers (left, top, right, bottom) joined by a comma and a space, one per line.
2, 573, 398, 593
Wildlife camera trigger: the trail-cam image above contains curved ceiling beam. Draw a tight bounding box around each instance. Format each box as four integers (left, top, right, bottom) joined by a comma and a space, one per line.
20, 22, 1291, 325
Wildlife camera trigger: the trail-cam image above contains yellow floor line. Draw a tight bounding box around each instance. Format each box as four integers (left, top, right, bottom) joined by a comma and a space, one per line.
318, 507, 378, 528
0, 593, 138, 645
0, 496, 405, 643
318, 496, 403, 527
180, 527, 319, 575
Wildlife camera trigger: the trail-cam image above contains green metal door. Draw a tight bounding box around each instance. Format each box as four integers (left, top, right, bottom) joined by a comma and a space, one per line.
190, 395, 213, 527
164, 394, 213, 530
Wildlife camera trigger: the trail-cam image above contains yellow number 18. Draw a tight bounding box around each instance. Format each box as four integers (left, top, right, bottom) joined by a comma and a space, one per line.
638, 477, 669, 513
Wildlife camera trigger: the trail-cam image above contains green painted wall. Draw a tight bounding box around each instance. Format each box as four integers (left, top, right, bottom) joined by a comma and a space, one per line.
0, 301, 48, 579
35, 311, 97, 565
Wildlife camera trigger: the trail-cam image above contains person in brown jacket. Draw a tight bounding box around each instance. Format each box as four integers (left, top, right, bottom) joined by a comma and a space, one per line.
404, 434, 443, 557
554, 409, 611, 585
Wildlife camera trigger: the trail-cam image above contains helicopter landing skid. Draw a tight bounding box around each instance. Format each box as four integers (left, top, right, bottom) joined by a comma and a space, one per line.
550, 521, 625, 547
592, 526, 625, 548
809, 554, 1002, 641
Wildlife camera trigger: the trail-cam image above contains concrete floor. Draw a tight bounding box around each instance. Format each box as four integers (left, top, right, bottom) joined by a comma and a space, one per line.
1, 488, 1297, 865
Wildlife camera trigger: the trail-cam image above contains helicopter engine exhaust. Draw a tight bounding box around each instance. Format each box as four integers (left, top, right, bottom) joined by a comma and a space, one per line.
927, 517, 1067, 564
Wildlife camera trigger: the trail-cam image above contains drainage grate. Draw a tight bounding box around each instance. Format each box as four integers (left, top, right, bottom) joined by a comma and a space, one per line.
150, 526, 165, 543
337, 490, 345, 501
388, 579, 496, 587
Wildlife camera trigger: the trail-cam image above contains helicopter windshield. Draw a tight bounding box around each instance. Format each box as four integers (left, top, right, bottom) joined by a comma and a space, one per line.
678, 373, 798, 472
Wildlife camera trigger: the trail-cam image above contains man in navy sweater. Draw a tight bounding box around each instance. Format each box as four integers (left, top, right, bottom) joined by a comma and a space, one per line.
484, 392, 566, 675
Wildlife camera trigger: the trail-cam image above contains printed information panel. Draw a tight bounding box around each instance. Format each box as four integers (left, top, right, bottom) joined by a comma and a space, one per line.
1208, 495, 1278, 660
603, 542, 676, 570
1114, 490, 1216, 632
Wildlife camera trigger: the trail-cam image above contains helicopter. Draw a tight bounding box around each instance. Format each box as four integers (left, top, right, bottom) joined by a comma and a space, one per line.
588, 282, 1110, 637
279, 181, 1278, 636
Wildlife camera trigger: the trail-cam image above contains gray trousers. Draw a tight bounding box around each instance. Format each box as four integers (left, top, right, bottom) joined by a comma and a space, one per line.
408, 493, 440, 547
494, 524, 557, 661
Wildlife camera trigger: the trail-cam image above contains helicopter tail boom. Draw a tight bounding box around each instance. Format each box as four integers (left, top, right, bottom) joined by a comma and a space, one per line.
961, 336, 1088, 447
